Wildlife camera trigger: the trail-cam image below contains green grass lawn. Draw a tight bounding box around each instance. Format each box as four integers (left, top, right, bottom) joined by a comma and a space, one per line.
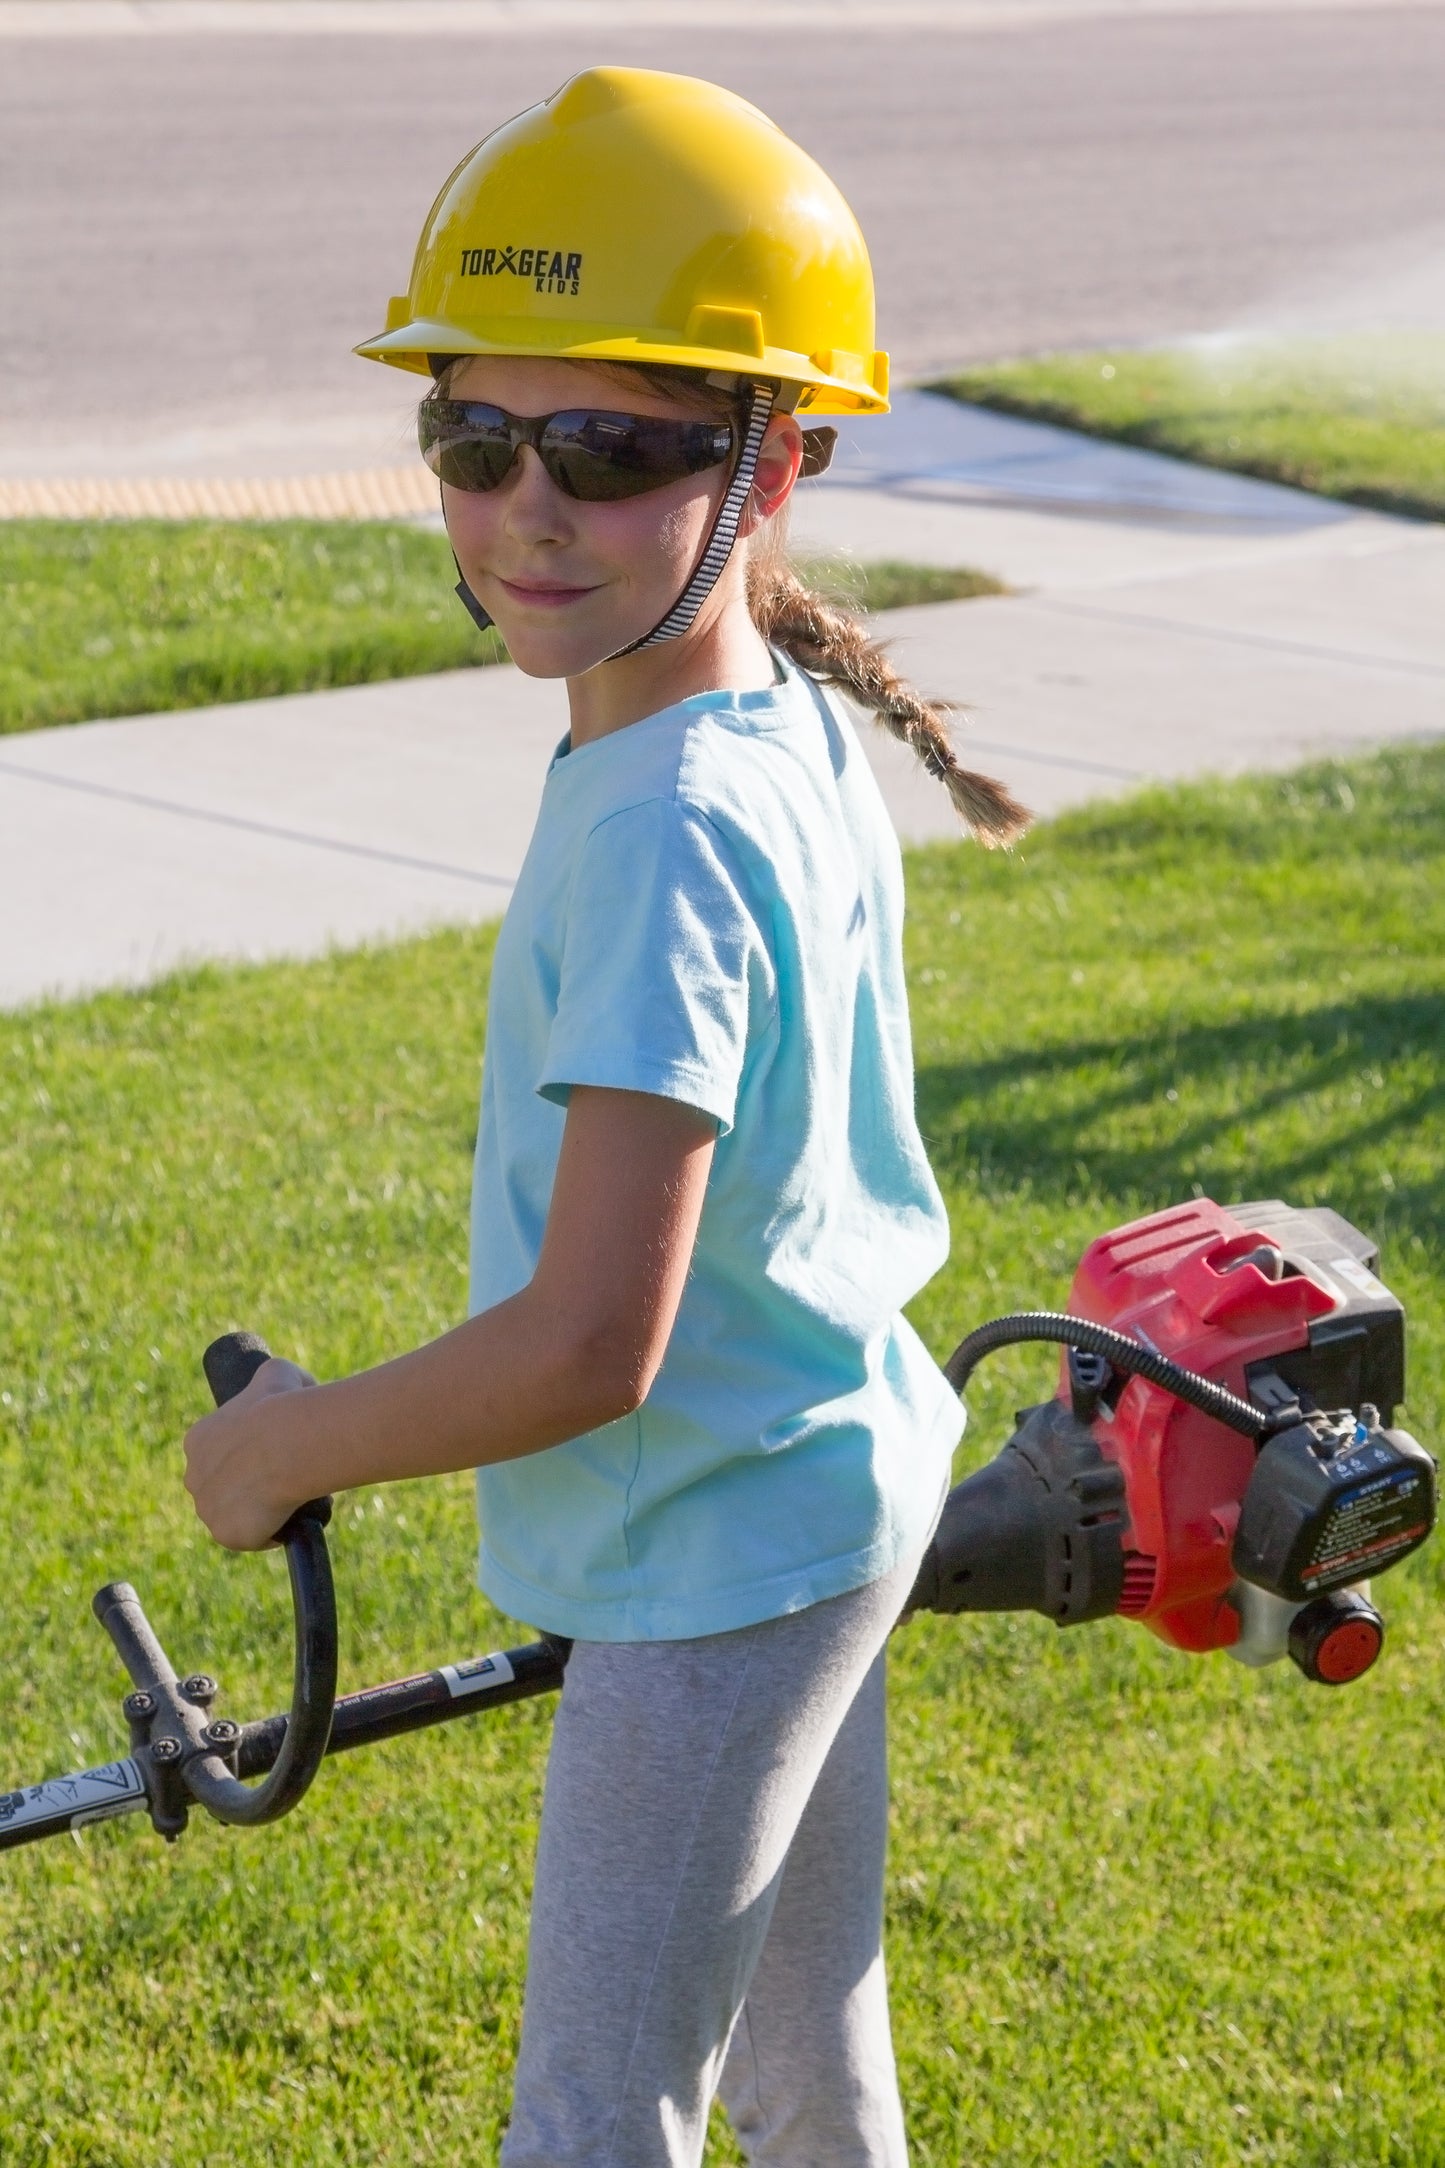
0, 519, 1001, 738
936, 333, 1445, 522
2, 741, 1443, 2164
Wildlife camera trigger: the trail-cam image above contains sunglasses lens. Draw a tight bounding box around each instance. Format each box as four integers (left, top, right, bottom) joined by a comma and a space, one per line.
418, 400, 734, 501
418, 400, 517, 492
543, 413, 734, 502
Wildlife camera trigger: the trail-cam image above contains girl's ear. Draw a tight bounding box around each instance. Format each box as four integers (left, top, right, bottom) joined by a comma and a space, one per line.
742, 413, 803, 536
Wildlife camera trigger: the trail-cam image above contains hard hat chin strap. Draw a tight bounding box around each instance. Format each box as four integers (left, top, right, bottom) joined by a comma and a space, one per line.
452, 561, 497, 633
613, 379, 775, 657
449, 379, 776, 658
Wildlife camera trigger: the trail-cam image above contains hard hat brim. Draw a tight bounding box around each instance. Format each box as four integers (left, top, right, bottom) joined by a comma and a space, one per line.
354, 317, 890, 417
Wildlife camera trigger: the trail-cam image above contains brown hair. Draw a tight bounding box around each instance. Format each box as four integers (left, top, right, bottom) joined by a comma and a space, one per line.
746, 537, 1029, 848
430, 358, 1031, 846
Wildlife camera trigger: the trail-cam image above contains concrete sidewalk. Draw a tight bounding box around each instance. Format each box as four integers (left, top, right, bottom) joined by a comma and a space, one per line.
784, 391, 1444, 833
3, 396, 1441, 1011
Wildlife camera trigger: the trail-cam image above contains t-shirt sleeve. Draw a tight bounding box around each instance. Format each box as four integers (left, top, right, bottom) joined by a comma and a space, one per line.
537, 797, 772, 1135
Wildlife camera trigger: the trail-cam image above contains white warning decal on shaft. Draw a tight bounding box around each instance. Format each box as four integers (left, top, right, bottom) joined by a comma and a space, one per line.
440, 1652, 516, 1699
0, 1759, 148, 1833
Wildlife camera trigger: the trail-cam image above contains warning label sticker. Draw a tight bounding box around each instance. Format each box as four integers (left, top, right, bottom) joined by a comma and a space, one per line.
440, 1652, 516, 1700
0, 1759, 147, 1836
1301, 1466, 1430, 1588
1329, 1255, 1390, 1303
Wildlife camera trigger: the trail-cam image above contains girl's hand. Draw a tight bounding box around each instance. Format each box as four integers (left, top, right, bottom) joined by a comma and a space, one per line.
184, 1357, 318, 1552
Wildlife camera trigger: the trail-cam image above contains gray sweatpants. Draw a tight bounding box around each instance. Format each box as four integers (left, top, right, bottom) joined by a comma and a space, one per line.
500, 1550, 920, 2168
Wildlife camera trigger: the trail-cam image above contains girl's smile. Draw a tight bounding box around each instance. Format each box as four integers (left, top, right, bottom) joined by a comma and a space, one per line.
495, 573, 607, 608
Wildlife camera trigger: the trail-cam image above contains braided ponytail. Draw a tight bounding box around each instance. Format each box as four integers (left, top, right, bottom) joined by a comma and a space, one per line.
747, 549, 1030, 848
573, 365, 1028, 843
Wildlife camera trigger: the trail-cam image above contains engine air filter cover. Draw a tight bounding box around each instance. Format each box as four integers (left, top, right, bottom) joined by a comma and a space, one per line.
1233, 1413, 1436, 1603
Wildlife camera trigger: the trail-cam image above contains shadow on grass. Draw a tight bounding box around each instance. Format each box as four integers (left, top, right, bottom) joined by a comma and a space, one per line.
918, 988, 1445, 1251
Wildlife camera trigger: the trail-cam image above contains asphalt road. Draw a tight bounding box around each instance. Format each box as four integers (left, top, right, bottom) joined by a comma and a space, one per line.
3, 3, 1444, 463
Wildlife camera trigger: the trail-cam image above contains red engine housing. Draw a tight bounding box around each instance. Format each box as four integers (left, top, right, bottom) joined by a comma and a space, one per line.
1061, 1200, 1337, 1653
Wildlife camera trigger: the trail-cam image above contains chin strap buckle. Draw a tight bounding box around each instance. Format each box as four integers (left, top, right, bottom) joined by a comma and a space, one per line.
453, 559, 494, 633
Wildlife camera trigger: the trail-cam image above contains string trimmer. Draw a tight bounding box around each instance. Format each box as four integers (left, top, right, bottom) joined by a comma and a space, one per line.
2, 1196, 1433, 1854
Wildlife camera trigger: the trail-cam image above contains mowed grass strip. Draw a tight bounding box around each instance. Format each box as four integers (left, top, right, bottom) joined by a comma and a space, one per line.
1, 744, 1443, 2164
805, 556, 1004, 613
0, 521, 501, 738
0, 519, 1002, 738
936, 333, 1445, 522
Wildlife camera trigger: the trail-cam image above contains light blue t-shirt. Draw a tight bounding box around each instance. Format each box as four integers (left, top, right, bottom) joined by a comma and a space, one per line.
469, 657, 963, 1641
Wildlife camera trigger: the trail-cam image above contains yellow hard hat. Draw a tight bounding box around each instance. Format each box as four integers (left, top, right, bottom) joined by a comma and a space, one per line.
355, 66, 889, 416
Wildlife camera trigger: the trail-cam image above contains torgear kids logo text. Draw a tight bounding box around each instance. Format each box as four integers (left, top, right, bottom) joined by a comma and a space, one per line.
459, 246, 583, 296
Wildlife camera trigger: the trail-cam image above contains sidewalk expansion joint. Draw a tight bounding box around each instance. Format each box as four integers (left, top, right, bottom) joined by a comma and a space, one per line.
0, 757, 514, 891
1034, 597, 1445, 681
962, 738, 1144, 782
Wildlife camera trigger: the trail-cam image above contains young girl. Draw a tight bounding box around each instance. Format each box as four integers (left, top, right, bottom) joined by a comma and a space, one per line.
184, 67, 1026, 2167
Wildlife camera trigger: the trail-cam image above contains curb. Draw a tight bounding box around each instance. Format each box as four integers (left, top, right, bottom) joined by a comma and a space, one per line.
0, 468, 437, 521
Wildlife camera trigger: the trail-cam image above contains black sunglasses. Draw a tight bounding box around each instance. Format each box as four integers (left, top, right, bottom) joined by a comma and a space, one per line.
418, 397, 736, 503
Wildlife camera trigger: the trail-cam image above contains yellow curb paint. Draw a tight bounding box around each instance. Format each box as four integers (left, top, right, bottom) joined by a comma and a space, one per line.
0, 468, 439, 520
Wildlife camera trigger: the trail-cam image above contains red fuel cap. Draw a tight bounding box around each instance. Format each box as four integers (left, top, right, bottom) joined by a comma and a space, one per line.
1289, 1591, 1385, 1685
1315, 1615, 1384, 1683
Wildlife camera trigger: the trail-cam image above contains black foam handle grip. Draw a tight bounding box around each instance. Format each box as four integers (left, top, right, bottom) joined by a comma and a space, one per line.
200, 1333, 334, 1539
203, 1331, 273, 1408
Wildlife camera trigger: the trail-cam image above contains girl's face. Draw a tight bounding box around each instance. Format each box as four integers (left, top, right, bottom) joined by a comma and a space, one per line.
439, 355, 796, 679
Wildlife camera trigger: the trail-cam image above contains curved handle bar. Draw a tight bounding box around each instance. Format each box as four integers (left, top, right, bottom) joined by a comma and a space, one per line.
181, 1332, 338, 1826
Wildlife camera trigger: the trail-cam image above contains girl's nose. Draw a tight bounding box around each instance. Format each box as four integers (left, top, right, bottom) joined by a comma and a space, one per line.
498, 445, 576, 545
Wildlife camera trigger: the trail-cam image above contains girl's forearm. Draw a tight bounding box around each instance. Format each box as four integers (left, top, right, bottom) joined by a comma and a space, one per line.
262, 1292, 637, 1506
185, 1087, 713, 1550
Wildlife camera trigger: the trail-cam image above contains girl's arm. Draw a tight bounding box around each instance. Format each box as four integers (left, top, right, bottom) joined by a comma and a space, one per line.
184, 1085, 717, 1550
